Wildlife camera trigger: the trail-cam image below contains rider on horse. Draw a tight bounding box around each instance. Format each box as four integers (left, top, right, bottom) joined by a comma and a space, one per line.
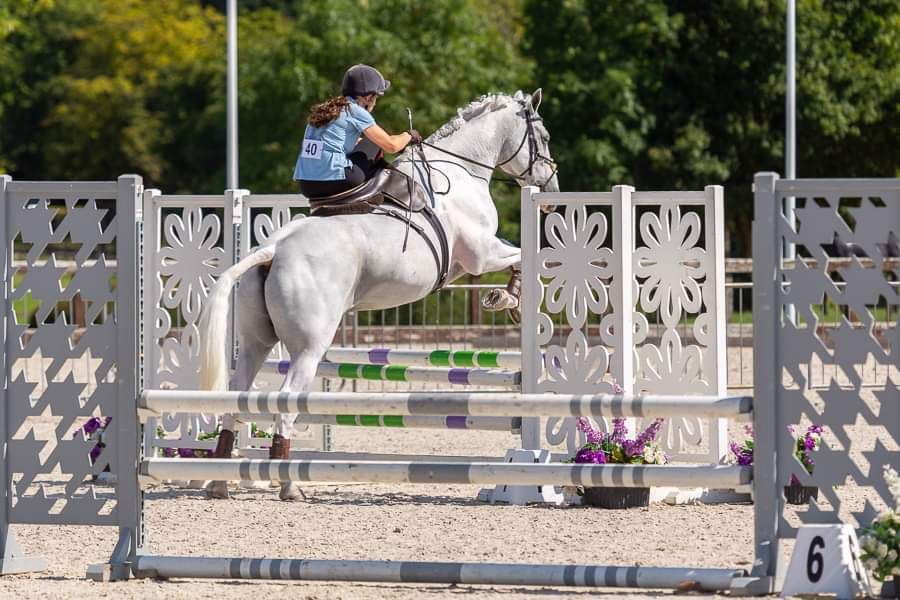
293, 64, 423, 199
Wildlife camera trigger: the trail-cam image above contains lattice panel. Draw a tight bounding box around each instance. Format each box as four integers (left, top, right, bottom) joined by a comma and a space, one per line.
774, 183, 899, 536
632, 191, 726, 462
531, 201, 620, 453
3, 181, 126, 525
144, 196, 230, 449
521, 187, 727, 461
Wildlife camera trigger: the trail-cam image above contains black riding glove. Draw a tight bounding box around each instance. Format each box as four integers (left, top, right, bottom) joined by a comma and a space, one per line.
407, 129, 423, 145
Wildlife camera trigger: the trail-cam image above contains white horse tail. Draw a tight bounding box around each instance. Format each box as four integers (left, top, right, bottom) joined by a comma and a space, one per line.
199, 246, 276, 391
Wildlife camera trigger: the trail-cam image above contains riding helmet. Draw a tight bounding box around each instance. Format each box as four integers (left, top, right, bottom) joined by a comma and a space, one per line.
341, 64, 391, 97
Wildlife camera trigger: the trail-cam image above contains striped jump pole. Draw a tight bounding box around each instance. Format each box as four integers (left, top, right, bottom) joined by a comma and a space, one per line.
324, 347, 522, 370
132, 555, 746, 591
141, 459, 752, 488
261, 360, 522, 388
140, 390, 754, 421
294, 414, 521, 432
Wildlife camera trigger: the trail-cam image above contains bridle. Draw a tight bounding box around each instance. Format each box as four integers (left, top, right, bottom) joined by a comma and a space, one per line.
416, 104, 558, 191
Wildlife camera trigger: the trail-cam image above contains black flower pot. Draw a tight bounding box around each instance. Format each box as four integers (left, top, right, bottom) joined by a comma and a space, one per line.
582, 487, 650, 509
882, 576, 899, 599
784, 484, 818, 505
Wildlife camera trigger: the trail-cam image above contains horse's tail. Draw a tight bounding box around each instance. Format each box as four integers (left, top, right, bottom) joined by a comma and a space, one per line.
199, 246, 277, 391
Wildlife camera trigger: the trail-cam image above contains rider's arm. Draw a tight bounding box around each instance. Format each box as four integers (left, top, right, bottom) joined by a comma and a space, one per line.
363, 124, 412, 154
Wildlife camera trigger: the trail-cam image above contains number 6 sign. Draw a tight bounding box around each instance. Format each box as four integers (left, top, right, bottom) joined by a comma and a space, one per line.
782, 524, 870, 598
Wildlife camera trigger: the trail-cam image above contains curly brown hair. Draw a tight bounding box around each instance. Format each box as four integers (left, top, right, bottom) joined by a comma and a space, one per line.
307, 96, 351, 128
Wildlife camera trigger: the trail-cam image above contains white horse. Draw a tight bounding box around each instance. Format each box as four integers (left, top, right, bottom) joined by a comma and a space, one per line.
199, 89, 558, 500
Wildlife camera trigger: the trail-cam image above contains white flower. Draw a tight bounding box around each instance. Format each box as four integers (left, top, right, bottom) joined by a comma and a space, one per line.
885, 466, 900, 507
878, 543, 888, 558
867, 558, 879, 570
888, 549, 897, 562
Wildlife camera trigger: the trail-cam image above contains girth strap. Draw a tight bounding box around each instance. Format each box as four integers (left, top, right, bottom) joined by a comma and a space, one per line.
371, 203, 450, 293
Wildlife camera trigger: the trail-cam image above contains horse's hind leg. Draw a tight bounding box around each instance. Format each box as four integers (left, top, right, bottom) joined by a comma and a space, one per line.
206, 265, 277, 499
204, 333, 275, 499
269, 351, 322, 501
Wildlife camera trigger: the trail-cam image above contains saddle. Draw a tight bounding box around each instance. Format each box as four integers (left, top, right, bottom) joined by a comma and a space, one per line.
308, 168, 428, 217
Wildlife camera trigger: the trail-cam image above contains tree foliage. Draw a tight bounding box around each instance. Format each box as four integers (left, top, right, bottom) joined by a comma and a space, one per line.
523, 0, 900, 252
0, 0, 897, 253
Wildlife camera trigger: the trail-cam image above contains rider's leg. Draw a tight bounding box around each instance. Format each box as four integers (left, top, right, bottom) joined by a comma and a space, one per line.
299, 163, 366, 198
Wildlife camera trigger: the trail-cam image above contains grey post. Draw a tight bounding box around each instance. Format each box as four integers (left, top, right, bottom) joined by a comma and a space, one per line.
751, 172, 780, 592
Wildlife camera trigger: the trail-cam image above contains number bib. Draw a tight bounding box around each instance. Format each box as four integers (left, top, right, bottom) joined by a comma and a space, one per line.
301, 138, 324, 160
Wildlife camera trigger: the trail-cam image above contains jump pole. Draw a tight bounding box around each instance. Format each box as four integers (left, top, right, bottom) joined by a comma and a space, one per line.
140, 389, 753, 420
261, 360, 522, 388
324, 347, 522, 369
133, 555, 746, 591
293, 414, 521, 432
141, 459, 751, 488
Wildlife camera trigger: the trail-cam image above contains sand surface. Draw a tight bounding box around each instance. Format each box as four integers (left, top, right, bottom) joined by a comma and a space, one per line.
6, 420, 879, 600
3, 352, 894, 599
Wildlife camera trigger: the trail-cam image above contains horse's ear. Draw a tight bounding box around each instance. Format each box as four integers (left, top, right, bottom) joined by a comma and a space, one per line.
530, 88, 543, 113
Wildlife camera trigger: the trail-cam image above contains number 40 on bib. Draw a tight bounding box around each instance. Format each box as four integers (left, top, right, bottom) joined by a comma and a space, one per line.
301, 138, 323, 160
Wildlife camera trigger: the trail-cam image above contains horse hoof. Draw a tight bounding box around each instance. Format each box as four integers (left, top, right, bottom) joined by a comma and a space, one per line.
482, 289, 518, 311
279, 482, 306, 502
205, 480, 230, 499
482, 289, 502, 309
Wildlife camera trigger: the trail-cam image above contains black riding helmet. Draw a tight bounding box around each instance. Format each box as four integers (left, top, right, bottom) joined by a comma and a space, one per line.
341, 64, 391, 97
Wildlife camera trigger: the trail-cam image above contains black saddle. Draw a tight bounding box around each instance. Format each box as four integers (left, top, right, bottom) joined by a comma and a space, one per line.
308, 168, 428, 217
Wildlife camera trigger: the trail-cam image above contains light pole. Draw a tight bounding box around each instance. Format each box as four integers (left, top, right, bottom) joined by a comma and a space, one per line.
226, 0, 238, 189
784, 0, 796, 323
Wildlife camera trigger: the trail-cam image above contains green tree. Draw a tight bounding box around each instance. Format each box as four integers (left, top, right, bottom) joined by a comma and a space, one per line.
0, 0, 103, 176
231, 0, 532, 195
523, 0, 900, 254
40, 0, 224, 190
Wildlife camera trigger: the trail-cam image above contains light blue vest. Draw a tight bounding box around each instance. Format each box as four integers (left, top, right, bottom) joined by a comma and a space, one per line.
292, 97, 376, 181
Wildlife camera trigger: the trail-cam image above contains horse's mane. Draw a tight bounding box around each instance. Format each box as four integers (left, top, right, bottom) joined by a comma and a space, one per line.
427, 91, 528, 142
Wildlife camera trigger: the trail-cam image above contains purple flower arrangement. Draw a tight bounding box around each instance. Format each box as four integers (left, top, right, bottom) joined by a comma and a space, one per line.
729, 425, 754, 466
161, 447, 210, 458
571, 417, 668, 465
788, 424, 823, 485
730, 423, 823, 485
72, 416, 112, 465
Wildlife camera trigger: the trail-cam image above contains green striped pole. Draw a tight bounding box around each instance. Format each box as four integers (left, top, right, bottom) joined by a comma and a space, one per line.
295, 414, 521, 432
261, 360, 522, 388
324, 347, 522, 369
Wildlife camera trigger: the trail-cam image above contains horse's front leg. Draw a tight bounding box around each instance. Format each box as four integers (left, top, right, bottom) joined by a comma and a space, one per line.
469, 237, 523, 322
